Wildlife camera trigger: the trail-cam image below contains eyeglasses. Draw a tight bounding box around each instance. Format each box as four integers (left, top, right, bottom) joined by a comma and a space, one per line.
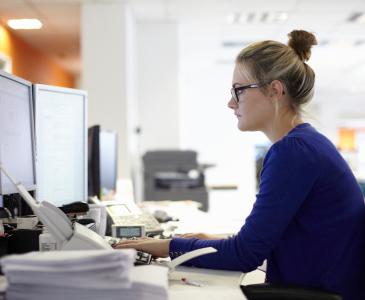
230, 83, 263, 104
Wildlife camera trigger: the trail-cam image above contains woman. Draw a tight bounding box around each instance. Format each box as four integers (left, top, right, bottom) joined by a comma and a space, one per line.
116, 30, 365, 300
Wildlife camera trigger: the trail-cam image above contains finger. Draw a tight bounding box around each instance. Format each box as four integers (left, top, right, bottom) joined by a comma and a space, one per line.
118, 237, 148, 244
114, 241, 141, 248
181, 234, 197, 238
114, 243, 141, 250
176, 233, 192, 238
180, 233, 190, 238
117, 240, 140, 244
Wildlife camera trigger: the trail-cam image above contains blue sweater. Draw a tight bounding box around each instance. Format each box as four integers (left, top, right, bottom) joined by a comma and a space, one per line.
169, 123, 365, 300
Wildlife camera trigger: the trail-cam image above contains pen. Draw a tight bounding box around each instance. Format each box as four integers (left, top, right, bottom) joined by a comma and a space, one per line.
181, 277, 202, 287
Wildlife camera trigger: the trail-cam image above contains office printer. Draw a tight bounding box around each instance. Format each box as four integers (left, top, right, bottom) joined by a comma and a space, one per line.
143, 150, 213, 211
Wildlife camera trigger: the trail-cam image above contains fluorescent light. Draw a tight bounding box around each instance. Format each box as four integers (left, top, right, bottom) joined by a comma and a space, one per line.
354, 40, 365, 46
357, 13, 365, 24
261, 12, 269, 22
228, 11, 288, 24
246, 12, 255, 23
7, 19, 43, 30
347, 12, 365, 24
275, 12, 288, 22
265, 12, 288, 23
227, 12, 240, 25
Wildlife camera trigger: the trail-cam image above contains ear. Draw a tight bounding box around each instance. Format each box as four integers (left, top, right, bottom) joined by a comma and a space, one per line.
269, 80, 285, 100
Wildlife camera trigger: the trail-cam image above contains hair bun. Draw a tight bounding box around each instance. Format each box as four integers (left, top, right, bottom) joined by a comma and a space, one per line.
288, 30, 317, 62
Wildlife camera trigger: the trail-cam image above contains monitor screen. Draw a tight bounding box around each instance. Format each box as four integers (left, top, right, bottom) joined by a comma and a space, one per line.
0, 71, 36, 194
88, 125, 100, 198
88, 126, 117, 200
34, 84, 87, 206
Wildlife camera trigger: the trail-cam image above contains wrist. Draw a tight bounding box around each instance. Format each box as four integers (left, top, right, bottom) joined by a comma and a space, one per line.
163, 239, 172, 257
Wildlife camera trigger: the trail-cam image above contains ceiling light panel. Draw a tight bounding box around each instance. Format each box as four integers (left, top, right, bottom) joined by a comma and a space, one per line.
7, 18, 43, 30
227, 11, 288, 24
347, 12, 365, 23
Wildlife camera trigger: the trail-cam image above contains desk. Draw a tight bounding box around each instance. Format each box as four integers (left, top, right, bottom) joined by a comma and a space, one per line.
0, 268, 264, 300
140, 200, 243, 236
141, 201, 253, 299
169, 266, 246, 300
167, 267, 265, 299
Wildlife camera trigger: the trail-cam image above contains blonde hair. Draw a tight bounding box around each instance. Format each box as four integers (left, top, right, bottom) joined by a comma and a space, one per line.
236, 30, 317, 114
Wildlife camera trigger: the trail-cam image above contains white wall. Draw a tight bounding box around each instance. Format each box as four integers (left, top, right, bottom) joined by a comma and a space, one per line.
81, 2, 136, 179
136, 22, 180, 153
178, 23, 263, 216
133, 21, 262, 213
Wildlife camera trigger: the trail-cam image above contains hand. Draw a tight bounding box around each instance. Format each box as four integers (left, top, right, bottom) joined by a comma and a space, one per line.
113, 237, 171, 258
175, 232, 223, 240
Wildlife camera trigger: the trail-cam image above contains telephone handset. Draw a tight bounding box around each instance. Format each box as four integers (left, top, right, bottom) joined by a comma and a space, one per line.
0, 163, 112, 250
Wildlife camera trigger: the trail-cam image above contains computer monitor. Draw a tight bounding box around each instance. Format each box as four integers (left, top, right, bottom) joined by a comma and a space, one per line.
33, 84, 87, 207
88, 125, 118, 200
0, 71, 36, 195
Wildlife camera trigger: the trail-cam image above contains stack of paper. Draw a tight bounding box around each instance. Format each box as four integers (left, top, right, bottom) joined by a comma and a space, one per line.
127, 265, 169, 300
1, 250, 132, 299
0, 276, 6, 300
0, 249, 164, 300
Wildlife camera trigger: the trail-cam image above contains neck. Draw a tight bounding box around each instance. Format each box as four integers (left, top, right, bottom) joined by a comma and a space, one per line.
263, 112, 304, 143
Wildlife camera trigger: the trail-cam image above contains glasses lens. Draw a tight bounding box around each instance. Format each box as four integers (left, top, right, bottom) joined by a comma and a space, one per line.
231, 88, 238, 103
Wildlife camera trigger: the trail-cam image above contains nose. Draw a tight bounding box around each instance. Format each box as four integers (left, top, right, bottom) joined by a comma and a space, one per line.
227, 97, 237, 110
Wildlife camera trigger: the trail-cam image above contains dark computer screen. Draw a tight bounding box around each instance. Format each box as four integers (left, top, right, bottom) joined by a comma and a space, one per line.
0, 71, 36, 195
88, 125, 101, 198
88, 125, 118, 200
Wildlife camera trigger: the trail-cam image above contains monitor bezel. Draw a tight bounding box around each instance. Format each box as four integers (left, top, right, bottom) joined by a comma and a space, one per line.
33, 84, 88, 204
0, 70, 37, 195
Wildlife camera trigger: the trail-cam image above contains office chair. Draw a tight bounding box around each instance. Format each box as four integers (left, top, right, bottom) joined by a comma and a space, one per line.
241, 283, 342, 300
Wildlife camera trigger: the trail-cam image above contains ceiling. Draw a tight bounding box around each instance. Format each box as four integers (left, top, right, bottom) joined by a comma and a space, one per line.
0, 0, 81, 76
0, 0, 364, 80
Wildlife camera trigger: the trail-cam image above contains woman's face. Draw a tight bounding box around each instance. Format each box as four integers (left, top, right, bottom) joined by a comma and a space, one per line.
228, 64, 274, 132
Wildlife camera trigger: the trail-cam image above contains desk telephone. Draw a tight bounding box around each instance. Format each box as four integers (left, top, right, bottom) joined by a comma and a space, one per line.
105, 202, 163, 236
0, 164, 216, 269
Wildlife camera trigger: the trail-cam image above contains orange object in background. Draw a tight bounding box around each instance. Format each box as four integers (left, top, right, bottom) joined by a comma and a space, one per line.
338, 128, 357, 151
0, 25, 74, 88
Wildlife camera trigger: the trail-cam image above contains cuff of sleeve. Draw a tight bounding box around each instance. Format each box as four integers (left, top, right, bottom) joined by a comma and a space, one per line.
169, 237, 196, 259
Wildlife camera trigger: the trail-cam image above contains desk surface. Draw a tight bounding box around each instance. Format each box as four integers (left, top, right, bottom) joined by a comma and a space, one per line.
140, 200, 243, 236
140, 201, 249, 299
169, 266, 247, 300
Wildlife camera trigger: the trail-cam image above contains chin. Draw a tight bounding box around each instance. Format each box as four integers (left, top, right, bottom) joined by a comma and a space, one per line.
237, 124, 249, 132
238, 121, 256, 132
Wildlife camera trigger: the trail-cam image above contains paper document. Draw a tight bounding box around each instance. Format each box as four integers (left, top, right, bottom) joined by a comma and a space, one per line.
1, 249, 169, 300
